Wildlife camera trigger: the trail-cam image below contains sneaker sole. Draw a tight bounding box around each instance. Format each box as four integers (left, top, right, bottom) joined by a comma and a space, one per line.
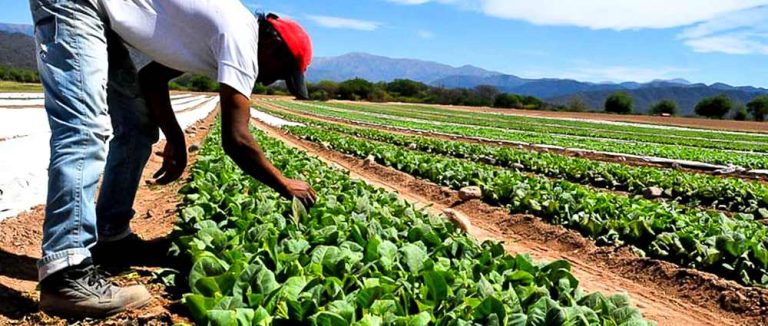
41, 296, 153, 319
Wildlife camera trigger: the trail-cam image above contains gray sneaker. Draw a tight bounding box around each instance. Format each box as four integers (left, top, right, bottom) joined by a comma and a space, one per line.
39, 263, 152, 318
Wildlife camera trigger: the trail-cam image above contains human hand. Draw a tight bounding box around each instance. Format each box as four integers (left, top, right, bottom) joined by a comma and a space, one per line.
280, 178, 318, 208
151, 139, 188, 185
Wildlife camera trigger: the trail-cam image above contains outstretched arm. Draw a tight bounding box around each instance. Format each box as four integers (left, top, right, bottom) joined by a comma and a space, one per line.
138, 62, 186, 184
219, 84, 317, 207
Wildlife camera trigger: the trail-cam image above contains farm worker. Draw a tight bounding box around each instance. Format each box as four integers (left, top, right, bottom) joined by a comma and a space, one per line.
30, 0, 317, 318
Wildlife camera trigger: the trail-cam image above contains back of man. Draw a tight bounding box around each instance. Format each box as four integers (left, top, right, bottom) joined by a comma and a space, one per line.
101, 0, 260, 97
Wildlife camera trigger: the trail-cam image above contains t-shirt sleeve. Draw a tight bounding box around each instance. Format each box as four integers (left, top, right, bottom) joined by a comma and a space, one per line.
215, 31, 259, 98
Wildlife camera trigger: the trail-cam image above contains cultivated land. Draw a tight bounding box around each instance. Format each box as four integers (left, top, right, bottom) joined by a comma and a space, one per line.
1, 95, 767, 324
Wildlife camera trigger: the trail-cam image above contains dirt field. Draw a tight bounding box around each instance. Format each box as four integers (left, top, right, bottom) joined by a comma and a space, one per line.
0, 108, 219, 325
2, 97, 767, 325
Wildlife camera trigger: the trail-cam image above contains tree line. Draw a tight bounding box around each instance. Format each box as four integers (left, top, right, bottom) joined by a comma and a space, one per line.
4, 69, 766, 122
603, 91, 768, 122
303, 78, 546, 109
0, 66, 40, 83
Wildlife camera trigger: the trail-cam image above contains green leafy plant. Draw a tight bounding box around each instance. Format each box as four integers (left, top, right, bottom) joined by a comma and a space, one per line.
175, 123, 653, 325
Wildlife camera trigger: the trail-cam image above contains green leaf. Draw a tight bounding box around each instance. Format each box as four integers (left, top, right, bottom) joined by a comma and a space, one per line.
472, 296, 506, 321
292, 197, 308, 226
312, 311, 350, 326
423, 271, 450, 303
206, 309, 236, 326
377, 241, 398, 270
400, 244, 428, 273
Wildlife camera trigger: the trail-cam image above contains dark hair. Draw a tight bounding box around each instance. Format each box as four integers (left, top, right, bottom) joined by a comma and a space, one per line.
256, 12, 282, 42
255, 12, 299, 77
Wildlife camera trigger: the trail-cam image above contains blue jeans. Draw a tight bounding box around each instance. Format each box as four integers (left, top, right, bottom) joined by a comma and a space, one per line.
31, 0, 159, 281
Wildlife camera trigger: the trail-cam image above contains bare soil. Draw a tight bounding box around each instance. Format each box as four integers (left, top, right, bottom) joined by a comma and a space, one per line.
0, 106, 220, 325
250, 117, 768, 326
258, 100, 768, 182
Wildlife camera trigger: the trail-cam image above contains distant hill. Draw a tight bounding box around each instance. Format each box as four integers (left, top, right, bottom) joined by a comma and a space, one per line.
309, 52, 768, 114
308, 52, 500, 83
2, 28, 767, 115
0, 30, 36, 70
0, 23, 34, 36
549, 86, 767, 116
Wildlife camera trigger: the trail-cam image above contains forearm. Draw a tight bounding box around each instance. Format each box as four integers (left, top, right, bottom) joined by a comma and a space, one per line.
142, 84, 185, 144
138, 62, 184, 144
219, 84, 289, 194
222, 132, 288, 194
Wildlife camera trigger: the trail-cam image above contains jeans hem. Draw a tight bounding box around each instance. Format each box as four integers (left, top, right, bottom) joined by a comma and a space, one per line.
37, 248, 91, 281
99, 225, 133, 242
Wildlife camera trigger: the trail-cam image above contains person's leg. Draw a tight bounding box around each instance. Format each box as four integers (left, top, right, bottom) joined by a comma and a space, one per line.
30, 0, 151, 317
95, 32, 159, 242
33, 0, 111, 281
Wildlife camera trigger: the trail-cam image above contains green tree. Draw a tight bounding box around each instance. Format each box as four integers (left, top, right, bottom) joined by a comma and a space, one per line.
732, 105, 749, 121
189, 75, 218, 92
386, 79, 428, 98
747, 95, 768, 122
649, 100, 678, 116
494, 93, 523, 109
337, 78, 374, 100
252, 83, 268, 95
695, 94, 732, 119
604, 92, 633, 114
567, 96, 590, 112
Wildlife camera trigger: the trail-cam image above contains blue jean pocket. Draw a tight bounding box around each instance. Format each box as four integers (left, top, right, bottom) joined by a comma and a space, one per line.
34, 15, 57, 61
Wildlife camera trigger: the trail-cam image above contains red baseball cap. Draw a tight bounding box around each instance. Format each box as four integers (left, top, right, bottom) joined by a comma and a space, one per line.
268, 14, 312, 100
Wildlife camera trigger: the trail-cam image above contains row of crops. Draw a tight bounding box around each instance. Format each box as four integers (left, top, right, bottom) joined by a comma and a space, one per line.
328, 102, 768, 152
258, 110, 768, 288
267, 100, 768, 169
174, 123, 653, 325
260, 108, 768, 218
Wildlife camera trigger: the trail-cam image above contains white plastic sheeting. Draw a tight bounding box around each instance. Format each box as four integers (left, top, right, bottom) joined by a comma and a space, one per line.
0, 93, 45, 100
0, 99, 46, 107
0, 94, 220, 221
250, 108, 305, 127
0, 108, 48, 139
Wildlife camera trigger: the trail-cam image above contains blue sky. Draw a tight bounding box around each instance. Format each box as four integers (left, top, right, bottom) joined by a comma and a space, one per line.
3, 0, 768, 87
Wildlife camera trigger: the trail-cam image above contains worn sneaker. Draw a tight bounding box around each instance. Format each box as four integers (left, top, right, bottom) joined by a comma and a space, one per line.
91, 234, 177, 269
39, 263, 152, 318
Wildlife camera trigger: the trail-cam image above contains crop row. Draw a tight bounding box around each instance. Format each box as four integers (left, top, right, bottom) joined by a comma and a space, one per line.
387, 103, 768, 144
259, 108, 768, 217
268, 100, 768, 169
280, 123, 768, 287
328, 101, 768, 152
174, 123, 652, 324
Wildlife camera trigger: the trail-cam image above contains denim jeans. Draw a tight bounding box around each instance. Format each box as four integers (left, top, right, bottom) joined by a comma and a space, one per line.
31, 0, 159, 281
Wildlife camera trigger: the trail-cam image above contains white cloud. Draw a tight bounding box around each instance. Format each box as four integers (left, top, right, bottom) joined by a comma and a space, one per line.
479, 1, 768, 30
679, 7, 768, 55
417, 30, 435, 39
389, 0, 768, 30
305, 15, 381, 31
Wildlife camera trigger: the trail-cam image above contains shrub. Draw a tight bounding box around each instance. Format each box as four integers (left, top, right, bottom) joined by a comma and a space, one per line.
649, 100, 678, 116
604, 92, 633, 114
695, 94, 732, 119
747, 95, 768, 122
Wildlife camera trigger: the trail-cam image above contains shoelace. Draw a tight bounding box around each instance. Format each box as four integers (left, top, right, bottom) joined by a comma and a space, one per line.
81, 265, 114, 297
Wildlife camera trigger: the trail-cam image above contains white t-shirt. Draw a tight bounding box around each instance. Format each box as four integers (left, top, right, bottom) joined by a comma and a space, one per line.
99, 0, 259, 97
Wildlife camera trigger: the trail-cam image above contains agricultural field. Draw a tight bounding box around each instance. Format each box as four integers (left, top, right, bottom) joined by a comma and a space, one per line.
1, 95, 768, 325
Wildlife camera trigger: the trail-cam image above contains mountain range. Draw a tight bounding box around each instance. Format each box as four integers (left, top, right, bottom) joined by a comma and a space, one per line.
2, 23, 766, 116
0, 29, 36, 70
308, 53, 768, 115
